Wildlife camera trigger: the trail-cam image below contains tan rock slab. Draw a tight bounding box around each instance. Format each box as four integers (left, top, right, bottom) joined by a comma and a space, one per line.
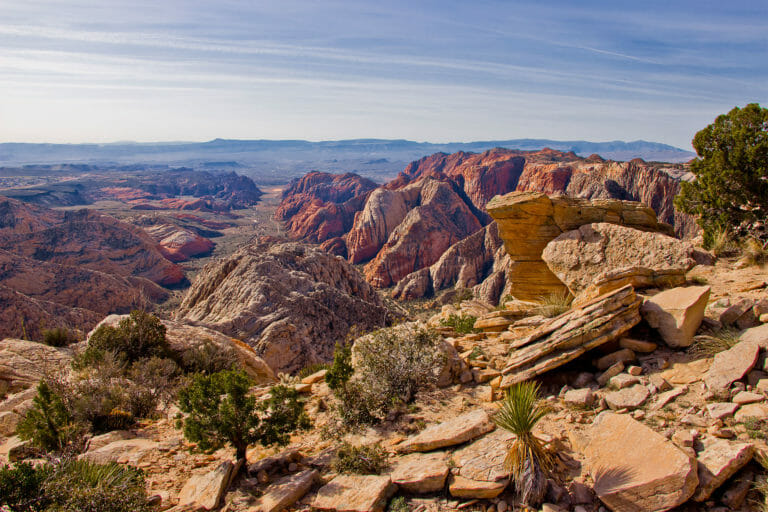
178, 460, 234, 511
597, 362, 625, 386
395, 409, 494, 453
570, 412, 698, 512
86, 430, 137, 452
605, 385, 650, 410
608, 373, 639, 390
650, 387, 685, 411
732, 391, 763, 405
389, 452, 449, 493
705, 402, 739, 420
740, 323, 768, 349
563, 388, 595, 408
660, 358, 710, 385
0, 435, 34, 462
301, 369, 327, 385
78, 438, 159, 465
704, 341, 760, 391
472, 368, 500, 383
0, 411, 21, 437
447, 474, 508, 499
453, 429, 514, 483
313, 474, 395, 512
619, 338, 657, 353
256, 469, 319, 512
640, 286, 710, 348
595, 348, 636, 370
693, 438, 754, 501
734, 402, 768, 421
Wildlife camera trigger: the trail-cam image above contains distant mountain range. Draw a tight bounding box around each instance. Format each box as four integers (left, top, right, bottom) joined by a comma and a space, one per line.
0, 138, 695, 185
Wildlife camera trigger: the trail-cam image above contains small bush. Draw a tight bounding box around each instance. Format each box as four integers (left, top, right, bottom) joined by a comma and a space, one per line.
388, 496, 408, 512
325, 342, 354, 392
0, 462, 53, 512
535, 290, 572, 318
330, 442, 388, 475
41, 328, 75, 348
689, 328, 742, 358
43, 459, 152, 512
87, 310, 169, 363
439, 313, 478, 334
740, 237, 768, 267
17, 381, 85, 454
709, 227, 739, 257
179, 338, 237, 375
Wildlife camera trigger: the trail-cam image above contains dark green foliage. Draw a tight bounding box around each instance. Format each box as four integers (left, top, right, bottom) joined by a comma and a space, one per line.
675, 103, 768, 245
17, 382, 83, 453
42, 460, 152, 512
388, 496, 408, 512
177, 370, 309, 461
0, 462, 53, 512
330, 442, 389, 475
41, 328, 75, 348
87, 310, 169, 363
325, 342, 353, 392
439, 313, 479, 334
179, 338, 238, 375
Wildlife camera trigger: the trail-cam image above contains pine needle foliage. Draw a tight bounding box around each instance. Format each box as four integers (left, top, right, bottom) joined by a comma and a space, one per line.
493, 381, 553, 507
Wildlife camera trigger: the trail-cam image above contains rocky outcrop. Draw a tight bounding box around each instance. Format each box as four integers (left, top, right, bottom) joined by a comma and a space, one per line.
500, 286, 642, 388
176, 242, 393, 374
395, 409, 494, 453
142, 223, 215, 262
487, 191, 673, 301
542, 223, 698, 301
0, 339, 72, 393
313, 474, 395, 512
640, 286, 711, 348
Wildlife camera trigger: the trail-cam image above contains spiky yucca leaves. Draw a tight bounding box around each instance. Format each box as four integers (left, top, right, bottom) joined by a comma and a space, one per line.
493, 381, 553, 507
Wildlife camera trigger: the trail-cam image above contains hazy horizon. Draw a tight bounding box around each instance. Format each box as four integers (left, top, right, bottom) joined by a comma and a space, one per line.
2, 0, 766, 149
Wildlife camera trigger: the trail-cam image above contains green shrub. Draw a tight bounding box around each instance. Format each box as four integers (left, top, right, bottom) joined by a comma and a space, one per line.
43, 460, 152, 512
325, 342, 353, 392
439, 313, 478, 334
41, 328, 75, 348
388, 496, 408, 512
177, 370, 309, 461
298, 362, 330, 379
17, 382, 85, 454
87, 311, 169, 363
179, 338, 237, 375
127, 356, 181, 416
0, 462, 53, 512
330, 442, 388, 475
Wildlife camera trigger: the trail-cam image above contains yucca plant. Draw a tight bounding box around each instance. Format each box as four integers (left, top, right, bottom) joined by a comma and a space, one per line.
493, 381, 553, 507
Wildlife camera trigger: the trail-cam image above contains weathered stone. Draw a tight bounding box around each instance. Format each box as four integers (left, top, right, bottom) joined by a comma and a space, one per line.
570, 412, 698, 511
301, 369, 327, 385
474, 316, 511, 332
720, 299, 755, 326
542, 223, 695, 300
389, 452, 449, 493
704, 342, 760, 391
501, 286, 642, 388
661, 359, 710, 385
472, 368, 501, 383
597, 362, 625, 386
705, 403, 739, 422
178, 461, 234, 511
734, 402, 768, 421
256, 469, 319, 512
86, 430, 137, 452
732, 391, 763, 405
396, 409, 494, 453
693, 438, 754, 501
448, 474, 508, 499
487, 191, 671, 301
247, 448, 302, 476
313, 474, 395, 512
609, 373, 639, 390
605, 385, 650, 410
0, 411, 21, 437
650, 388, 685, 411
78, 438, 160, 465
619, 337, 657, 353
0, 339, 73, 393
0, 435, 34, 462
595, 349, 636, 370
563, 388, 595, 408
721, 470, 754, 509
740, 323, 768, 349
453, 429, 514, 483
640, 286, 710, 348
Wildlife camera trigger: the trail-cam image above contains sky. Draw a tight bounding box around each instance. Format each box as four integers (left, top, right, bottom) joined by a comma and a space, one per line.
0, 0, 766, 149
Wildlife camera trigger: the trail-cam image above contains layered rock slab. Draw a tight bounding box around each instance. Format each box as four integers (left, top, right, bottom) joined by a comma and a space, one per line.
256, 469, 319, 512
0, 339, 72, 393
486, 191, 672, 301
389, 452, 449, 493
640, 286, 710, 348
693, 438, 754, 501
570, 412, 698, 511
313, 474, 395, 512
501, 285, 642, 388
396, 409, 494, 453
704, 341, 760, 391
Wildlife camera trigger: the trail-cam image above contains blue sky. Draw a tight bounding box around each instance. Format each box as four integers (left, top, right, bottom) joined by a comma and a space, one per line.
0, 0, 765, 149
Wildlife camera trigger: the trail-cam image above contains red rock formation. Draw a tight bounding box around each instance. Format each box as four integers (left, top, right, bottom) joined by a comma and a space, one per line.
142, 223, 215, 262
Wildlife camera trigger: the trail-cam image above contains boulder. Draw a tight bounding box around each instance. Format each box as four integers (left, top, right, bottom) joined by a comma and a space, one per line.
78, 438, 160, 465
734, 402, 768, 421
448, 474, 507, 499
693, 438, 754, 501
732, 391, 763, 405
452, 429, 514, 484
605, 385, 650, 410
178, 461, 235, 511
396, 409, 494, 453
256, 469, 319, 512
85, 430, 136, 452
389, 452, 449, 493
563, 388, 594, 408
542, 223, 695, 301
486, 191, 673, 301
0, 411, 21, 437
705, 402, 739, 420
740, 323, 768, 349
570, 412, 698, 511
640, 286, 710, 348
501, 286, 642, 388
704, 341, 760, 391
0, 339, 72, 393
313, 474, 395, 512
619, 338, 657, 353
0, 435, 34, 462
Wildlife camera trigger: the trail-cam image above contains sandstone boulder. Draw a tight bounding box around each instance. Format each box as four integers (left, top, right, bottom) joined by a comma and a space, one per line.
570, 412, 698, 511
704, 341, 760, 391
178, 461, 234, 511
448, 474, 508, 499
640, 286, 710, 348
313, 474, 395, 512
740, 323, 768, 349
452, 428, 514, 489
501, 285, 642, 388
396, 409, 494, 453
78, 438, 160, 465
605, 385, 650, 410
542, 223, 695, 301
389, 452, 449, 493
693, 438, 754, 501
0, 339, 72, 393
256, 469, 319, 512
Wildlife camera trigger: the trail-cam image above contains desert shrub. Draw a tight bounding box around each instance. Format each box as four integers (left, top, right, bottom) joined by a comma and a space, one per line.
439, 313, 478, 334
332, 381, 380, 427
535, 290, 572, 318
388, 496, 408, 512
41, 328, 75, 348
177, 370, 309, 461
17, 381, 86, 454
87, 310, 169, 363
710, 227, 740, 257
689, 327, 742, 358
179, 338, 237, 375
298, 362, 330, 379
325, 342, 354, 392
0, 462, 53, 512
740, 237, 768, 267
330, 442, 388, 475
43, 459, 152, 512
127, 356, 181, 416
453, 287, 474, 304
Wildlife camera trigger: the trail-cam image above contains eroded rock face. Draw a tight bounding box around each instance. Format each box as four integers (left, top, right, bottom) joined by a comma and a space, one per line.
0, 339, 72, 393
142, 223, 215, 262
487, 191, 672, 301
176, 242, 392, 374
395, 409, 494, 453
542, 223, 697, 301
571, 412, 698, 512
